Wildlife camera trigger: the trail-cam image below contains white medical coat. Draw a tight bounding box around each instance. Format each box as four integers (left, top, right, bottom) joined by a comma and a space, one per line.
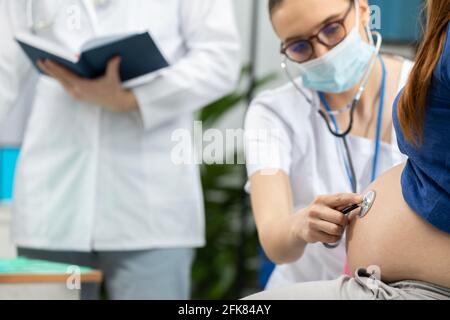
0, 0, 241, 251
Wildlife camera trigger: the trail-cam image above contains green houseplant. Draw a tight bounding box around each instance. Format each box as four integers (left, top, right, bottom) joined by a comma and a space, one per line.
191, 67, 277, 299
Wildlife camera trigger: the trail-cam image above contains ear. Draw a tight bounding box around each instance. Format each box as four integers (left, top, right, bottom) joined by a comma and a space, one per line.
358, 0, 371, 26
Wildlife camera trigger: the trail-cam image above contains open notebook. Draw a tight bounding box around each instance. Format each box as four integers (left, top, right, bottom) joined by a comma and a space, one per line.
15, 32, 169, 88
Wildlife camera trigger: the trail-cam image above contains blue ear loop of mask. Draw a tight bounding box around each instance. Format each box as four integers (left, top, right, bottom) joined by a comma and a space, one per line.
280, 1, 382, 249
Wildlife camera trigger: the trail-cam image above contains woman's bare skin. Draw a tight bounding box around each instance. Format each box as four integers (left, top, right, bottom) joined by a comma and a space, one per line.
347, 163, 450, 288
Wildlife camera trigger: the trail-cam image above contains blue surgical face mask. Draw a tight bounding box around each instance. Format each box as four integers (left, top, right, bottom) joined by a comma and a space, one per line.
295, 2, 376, 93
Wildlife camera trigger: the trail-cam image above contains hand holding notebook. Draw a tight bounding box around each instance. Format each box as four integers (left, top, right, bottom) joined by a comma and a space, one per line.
15, 32, 169, 88
37, 56, 140, 112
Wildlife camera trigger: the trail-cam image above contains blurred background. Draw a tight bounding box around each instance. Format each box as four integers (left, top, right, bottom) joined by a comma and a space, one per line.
0, 0, 423, 299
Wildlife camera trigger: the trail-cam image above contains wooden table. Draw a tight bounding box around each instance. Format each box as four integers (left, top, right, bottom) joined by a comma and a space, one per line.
0, 258, 102, 300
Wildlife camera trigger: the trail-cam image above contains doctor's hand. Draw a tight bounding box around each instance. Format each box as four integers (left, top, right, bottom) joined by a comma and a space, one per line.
292, 193, 363, 245
37, 57, 138, 113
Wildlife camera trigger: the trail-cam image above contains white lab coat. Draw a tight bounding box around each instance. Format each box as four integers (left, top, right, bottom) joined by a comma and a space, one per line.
0, 0, 241, 251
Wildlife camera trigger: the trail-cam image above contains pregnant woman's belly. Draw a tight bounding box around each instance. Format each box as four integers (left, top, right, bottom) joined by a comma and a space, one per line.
346, 164, 450, 288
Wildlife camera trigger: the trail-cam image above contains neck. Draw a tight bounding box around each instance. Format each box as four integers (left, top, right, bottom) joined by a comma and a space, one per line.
323, 56, 383, 115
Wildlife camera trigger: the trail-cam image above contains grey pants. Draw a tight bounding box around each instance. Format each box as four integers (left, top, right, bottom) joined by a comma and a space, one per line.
18, 247, 194, 300
245, 269, 450, 300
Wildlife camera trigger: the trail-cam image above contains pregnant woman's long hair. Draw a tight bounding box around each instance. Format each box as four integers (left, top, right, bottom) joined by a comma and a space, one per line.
398, 0, 450, 145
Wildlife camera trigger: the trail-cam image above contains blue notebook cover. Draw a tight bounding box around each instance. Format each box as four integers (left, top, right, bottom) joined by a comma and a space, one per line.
15, 32, 169, 83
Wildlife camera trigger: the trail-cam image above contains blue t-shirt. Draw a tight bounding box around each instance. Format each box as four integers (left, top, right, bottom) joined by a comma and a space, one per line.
393, 23, 450, 234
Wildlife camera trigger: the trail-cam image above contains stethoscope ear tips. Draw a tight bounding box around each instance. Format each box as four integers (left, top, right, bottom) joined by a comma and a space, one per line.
359, 190, 376, 218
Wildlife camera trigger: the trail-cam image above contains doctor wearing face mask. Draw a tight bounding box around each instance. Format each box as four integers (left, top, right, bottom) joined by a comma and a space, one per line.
0, 0, 240, 299
244, 0, 414, 289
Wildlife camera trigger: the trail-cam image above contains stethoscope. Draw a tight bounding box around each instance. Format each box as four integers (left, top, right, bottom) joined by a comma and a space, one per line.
26, 0, 110, 35
319, 54, 386, 195
281, 28, 383, 249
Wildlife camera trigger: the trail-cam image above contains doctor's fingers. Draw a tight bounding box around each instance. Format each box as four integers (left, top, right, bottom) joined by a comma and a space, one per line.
314, 193, 363, 208
347, 208, 362, 222
308, 230, 341, 245
41, 60, 82, 84
309, 205, 347, 226
41, 60, 89, 96
38, 61, 75, 92
310, 219, 345, 237
54, 76, 86, 100
105, 56, 122, 80
38, 60, 66, 84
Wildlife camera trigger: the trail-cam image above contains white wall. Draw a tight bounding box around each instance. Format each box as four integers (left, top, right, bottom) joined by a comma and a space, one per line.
233, 0, 285, 84
214, 0, 284, 140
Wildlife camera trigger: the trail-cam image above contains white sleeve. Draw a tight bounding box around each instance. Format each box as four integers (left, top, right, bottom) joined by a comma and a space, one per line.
133, 0, 241, 131
244, 91, 293, 178
0, 0, 33, 126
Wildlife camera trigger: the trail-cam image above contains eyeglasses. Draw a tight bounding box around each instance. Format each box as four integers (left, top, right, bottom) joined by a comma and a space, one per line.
281, 2, 354, 64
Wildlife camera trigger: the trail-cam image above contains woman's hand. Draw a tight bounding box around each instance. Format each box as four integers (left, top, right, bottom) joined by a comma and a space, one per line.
291, 193, 363, 245
249, 171, 363, 264
37, 57, 138, 113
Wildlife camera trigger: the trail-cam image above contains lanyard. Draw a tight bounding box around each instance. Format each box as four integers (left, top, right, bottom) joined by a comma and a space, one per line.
319, 56, 387, 191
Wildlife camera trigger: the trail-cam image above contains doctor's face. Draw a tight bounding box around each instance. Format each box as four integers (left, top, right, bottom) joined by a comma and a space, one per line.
271, 0, 370, 62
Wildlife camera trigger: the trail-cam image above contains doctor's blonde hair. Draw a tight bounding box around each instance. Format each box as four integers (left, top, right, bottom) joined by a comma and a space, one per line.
398, 0, 450, 146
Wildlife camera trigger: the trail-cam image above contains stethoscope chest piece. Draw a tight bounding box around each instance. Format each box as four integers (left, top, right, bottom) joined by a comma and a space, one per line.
359, 190, 376, 218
